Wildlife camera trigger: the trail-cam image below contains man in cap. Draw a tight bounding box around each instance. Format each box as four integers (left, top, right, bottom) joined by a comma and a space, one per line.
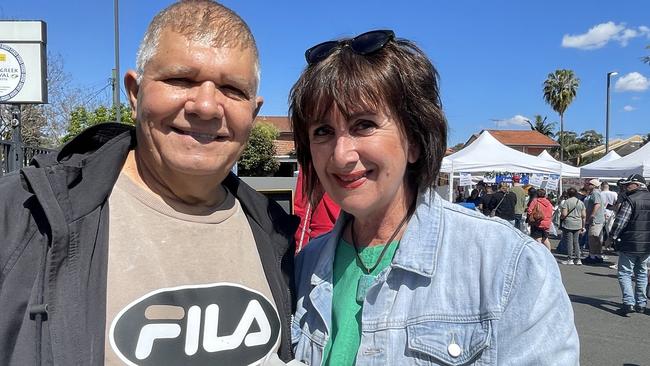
610, 174, 650, 316
0, 1, 298, 364
583, 178, 607, 264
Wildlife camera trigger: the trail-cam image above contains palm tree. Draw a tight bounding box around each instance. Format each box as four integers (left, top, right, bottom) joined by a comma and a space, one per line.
524, 115, 556, 137
643, 45, 650, 65
543, 69, 580, 162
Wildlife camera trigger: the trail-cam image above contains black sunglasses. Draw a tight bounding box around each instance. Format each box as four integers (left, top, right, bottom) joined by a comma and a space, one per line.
304, 29, 395, 65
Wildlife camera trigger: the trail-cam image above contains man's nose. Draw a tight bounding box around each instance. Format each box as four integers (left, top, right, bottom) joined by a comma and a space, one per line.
185, 81, 225, 120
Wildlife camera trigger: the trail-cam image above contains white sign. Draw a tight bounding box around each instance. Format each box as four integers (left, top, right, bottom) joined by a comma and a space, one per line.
459, 172, 472, 187
0, 44, 26, 102
0, 21, 47, 104
529, 173, 544, 188
546, 174, 560, 191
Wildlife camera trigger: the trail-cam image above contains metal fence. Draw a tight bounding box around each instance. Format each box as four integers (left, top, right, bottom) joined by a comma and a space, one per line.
1, 139, 54, 176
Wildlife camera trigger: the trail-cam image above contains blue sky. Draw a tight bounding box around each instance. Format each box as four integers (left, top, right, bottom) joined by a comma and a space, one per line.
2, 0, 649, 145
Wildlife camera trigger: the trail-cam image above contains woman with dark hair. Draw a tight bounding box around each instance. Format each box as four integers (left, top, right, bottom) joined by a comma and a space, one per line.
289, 30, 578, 365
527, 188, 555, 250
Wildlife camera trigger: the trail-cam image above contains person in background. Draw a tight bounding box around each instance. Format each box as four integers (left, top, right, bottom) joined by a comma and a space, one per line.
511, 176, 528, 232
577, 187, 587, 201
465, 188, 482, 207
583, 178, 607, 264
488, 182, 517, 225
600, 181, 618, 250
479, 184, 495, 216
294, 167, 341, 252
609, 174, 650, 316
560, 187, 587, 265
289, 29, 578, 365
528, 188, 554, 250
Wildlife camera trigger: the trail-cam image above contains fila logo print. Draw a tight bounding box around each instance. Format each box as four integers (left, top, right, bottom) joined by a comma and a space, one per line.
110, 283, 280, 365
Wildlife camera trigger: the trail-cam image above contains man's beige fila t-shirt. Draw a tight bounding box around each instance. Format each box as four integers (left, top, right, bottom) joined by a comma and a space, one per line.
105, 173, 280, 365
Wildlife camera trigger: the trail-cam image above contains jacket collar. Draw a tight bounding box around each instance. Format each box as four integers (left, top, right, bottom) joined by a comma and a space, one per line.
310, 188, 442, 286
25, 123, 134, 222
391, 189, 441, 278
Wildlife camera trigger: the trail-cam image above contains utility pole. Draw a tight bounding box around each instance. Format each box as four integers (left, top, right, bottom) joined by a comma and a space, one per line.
113, 0, 121, 123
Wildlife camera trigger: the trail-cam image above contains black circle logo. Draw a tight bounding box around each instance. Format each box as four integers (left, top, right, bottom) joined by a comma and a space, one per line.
109, 283, 281, 365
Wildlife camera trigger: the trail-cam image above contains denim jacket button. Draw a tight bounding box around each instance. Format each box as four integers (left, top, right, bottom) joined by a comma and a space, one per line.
448, 343, 461, 358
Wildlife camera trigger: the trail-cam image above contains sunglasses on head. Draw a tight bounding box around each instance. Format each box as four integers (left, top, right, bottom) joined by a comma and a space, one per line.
304, 29, 395, 65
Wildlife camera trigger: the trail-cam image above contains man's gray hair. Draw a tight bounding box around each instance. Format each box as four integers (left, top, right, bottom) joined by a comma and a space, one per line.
135, 0, 260, 87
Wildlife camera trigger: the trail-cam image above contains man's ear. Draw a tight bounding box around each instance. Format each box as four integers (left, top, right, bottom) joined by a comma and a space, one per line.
252, 96, 264, 119
124, 70, 140, 121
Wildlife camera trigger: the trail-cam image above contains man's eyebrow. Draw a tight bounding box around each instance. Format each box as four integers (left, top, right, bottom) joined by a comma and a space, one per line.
156, 65, 196, 75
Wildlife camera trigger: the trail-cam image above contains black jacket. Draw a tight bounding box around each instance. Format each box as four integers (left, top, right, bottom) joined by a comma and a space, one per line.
489, 191, 517, 221
0, 123, 299, 365
618, 188, 650, 254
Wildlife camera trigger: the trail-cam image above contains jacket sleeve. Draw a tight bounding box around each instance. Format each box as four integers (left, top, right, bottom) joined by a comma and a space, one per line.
497, 240, 579, 365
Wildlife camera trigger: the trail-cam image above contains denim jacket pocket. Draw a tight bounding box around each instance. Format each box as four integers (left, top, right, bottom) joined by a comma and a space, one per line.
406, 320, 491, 366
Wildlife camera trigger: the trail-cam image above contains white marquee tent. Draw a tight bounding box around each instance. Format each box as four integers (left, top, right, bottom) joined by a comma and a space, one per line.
537, 150, 580, 177
580, 142, 650, 178
578, 150, 621, 172
441, 131, 563, 200
441, 131, 562, 174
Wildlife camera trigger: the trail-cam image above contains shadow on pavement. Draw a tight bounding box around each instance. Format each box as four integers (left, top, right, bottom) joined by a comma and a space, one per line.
583, 271, 618, 279
568, 294, 621, 316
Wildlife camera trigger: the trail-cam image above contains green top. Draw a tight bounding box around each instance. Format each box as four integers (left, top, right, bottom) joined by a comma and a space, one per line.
511, 185, 528, 215
322, 238, 399, 366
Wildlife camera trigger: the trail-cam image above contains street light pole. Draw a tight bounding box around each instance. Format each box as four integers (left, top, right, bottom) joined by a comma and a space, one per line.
113, 0, 121, 123
605, 71, 618, 154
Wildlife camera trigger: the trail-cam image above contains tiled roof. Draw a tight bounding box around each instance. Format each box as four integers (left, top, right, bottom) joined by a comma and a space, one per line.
481, 129, 559, 147
273, 140, 295, 156
255, 116, 291, 133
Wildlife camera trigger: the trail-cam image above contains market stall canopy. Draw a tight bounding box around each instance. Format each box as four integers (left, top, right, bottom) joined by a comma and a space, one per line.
440, 131, 562, 174
579, 150, 621, 171
580, 142, 650, 178
537, 150, 580, 177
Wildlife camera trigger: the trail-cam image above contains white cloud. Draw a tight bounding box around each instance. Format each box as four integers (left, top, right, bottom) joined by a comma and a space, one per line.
495, 115, 530, 128
615, 72, 650, 92
561, 22, 649, 50
623, 105, 636, 112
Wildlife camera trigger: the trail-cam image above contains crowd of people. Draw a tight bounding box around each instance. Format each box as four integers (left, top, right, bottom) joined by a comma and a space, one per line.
458, 175, 650, 318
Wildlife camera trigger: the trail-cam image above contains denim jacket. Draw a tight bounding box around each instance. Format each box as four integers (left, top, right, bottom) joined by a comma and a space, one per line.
292, 189, 579, 365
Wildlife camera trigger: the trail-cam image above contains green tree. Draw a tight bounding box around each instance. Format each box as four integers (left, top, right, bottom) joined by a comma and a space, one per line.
543, 69, 580, 162
525, 115, 556, 137
61, 104, 134, 143
642, 45, 650, 65
642, 133, 650, 146
577, 129, 603, 149
555, 130, 579, 160
237, 122, 280, 176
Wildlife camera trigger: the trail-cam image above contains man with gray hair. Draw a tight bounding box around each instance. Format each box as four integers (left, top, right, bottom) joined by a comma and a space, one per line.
0, 1, 298, 365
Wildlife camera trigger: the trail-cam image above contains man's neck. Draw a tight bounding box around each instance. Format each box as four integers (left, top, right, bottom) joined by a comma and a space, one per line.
121, 151, 228, 214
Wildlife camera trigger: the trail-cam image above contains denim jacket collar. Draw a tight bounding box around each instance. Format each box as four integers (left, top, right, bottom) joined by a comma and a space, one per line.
392, 189, 442, 278
309, 188, 442, 287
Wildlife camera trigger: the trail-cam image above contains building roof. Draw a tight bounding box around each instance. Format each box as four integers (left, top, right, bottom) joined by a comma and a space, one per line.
273, 140, 295, 156
579, 135, 644, 159
255, 116, 291, 133
465, 129, 559, 148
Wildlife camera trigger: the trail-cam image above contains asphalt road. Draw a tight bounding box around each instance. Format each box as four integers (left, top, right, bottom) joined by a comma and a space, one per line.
553, 244, 650, 366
